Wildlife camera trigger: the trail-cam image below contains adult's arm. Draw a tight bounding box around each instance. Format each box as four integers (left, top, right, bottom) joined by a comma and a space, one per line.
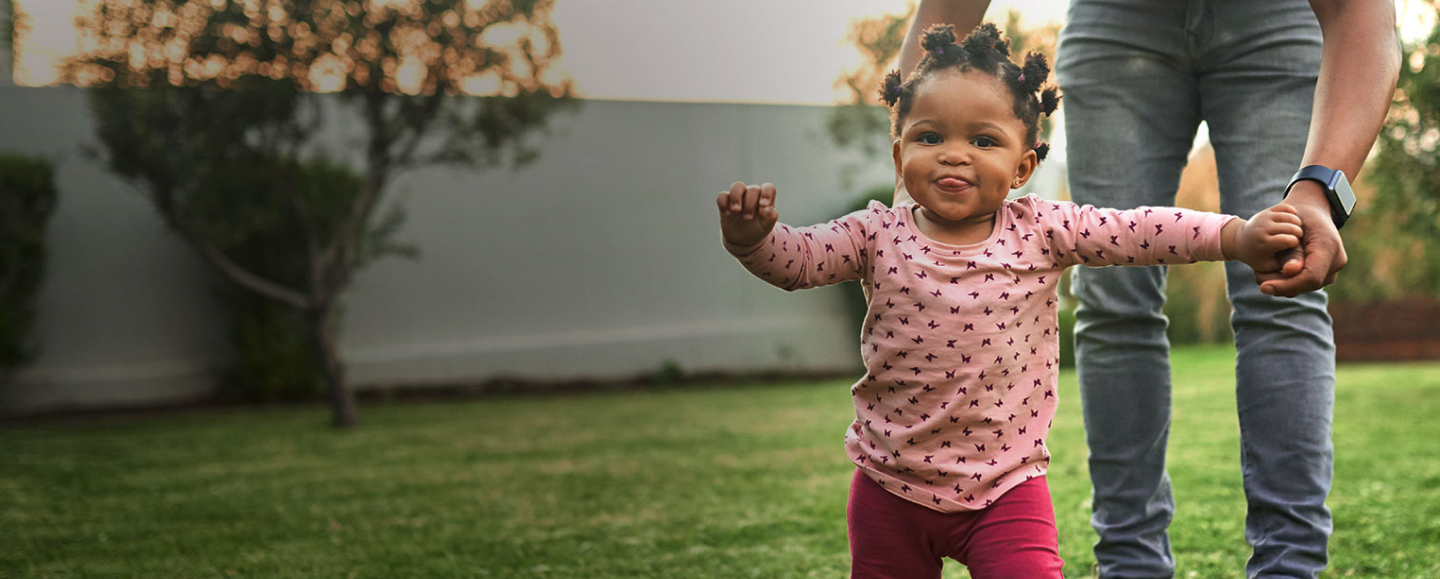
897, 1, 994, 81
893, 0, 993, 206
1259, 0, 1400, 297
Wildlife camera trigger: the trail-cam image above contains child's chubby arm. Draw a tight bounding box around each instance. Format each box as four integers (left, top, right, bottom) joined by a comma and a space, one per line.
717, 181, 779, 248
1039, 200, 1238, 268
1222, 203, 1305, 277
716, 181, 873, 291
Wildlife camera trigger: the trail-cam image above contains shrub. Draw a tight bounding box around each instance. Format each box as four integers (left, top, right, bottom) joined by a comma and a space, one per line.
0, 154, 58, 385
1325, 212, 1440, 303
1164, 261, 1233, 345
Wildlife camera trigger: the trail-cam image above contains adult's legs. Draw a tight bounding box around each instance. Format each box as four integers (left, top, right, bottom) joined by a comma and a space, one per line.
1057, 3, 1200, 577
1197, 2, 1334, 576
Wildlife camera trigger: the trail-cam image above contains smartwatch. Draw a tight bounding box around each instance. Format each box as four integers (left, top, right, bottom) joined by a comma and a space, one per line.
1284, 165, 1355, 230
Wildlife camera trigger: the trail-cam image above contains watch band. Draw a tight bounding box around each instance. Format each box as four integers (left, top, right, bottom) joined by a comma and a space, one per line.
1284, 165, 1355, 230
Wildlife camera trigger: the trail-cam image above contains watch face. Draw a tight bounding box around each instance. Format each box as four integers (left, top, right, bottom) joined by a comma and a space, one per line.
1331, 171, 1356, 215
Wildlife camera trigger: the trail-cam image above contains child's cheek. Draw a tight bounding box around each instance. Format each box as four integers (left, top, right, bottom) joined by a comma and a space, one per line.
902, 155, 924, 185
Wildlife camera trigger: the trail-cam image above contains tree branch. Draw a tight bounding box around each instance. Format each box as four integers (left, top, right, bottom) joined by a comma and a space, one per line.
392, 92, 445, 170
316, 88, 391, 296
142, 179, 312, 311
188, 238, 312, 310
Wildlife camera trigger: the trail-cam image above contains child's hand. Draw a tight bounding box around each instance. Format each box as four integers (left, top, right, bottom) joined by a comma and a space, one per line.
717, 181, 779, 247
1226, 204, 1305, 274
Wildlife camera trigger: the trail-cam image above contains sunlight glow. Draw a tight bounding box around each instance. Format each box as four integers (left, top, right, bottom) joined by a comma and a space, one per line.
8, 0, 1435, 103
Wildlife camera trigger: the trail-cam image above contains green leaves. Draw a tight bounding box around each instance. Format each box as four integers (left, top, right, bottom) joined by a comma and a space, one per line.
0, 153, 57, 381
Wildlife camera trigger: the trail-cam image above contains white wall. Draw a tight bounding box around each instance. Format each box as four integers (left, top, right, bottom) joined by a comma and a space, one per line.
0, 87, 1064, 414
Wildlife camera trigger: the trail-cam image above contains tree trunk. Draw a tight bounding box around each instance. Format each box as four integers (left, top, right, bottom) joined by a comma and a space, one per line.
308, 304, 357, 427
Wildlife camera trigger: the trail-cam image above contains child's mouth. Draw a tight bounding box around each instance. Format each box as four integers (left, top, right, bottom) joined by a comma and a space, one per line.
935, 177, 973, 193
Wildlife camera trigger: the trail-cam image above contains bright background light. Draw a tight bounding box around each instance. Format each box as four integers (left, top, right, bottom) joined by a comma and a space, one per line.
10, 0, 1067, 103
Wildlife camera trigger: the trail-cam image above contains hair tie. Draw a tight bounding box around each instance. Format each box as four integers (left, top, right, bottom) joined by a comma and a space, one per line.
891, 84, 902, 96
1033, 141, 1042, 149
933, 47, 945, 56
1018, 73, 1025, 82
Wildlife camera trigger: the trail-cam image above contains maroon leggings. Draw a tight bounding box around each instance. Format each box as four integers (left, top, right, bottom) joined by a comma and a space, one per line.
847, 470, 1064, 579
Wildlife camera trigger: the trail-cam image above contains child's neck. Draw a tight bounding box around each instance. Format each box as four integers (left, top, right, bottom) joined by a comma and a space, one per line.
912, 206, 997, 246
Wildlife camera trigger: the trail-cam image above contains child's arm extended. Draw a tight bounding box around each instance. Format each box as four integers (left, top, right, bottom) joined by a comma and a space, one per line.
717, 181, 871, 291
1037, 200, 1299, 272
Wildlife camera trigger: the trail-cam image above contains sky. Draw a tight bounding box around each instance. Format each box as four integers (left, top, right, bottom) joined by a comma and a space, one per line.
7, 0, 1069, 104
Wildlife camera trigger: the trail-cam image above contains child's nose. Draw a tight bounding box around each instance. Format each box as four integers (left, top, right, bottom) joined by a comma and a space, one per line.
938, 145, 968, 165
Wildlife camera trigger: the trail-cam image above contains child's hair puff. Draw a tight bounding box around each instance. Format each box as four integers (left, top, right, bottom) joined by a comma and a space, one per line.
880, 24, 1060, 162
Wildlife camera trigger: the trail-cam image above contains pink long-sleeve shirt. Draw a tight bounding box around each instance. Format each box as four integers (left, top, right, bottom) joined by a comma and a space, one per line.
725, 195, 1234, 513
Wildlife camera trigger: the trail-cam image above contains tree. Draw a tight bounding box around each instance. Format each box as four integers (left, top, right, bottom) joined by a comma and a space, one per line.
826, 5, 912, 166
64, 0, 576, 426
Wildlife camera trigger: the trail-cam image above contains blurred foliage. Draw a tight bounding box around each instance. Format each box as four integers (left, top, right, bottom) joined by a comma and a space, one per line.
63, 0, 575, 425
0, 154, 57, 386
1325, 212, 1440, 303
827, 4, 912, 164
1057, 305, 1076, 369
227, 297, 327, 401
1164, 261, 1233, 345
1, 0, 19, 72
214, 159, 369, 402
1328, 9, 1440, 304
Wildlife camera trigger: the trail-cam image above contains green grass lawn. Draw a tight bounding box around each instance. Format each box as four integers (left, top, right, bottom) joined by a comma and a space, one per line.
3, 345, 1439, 578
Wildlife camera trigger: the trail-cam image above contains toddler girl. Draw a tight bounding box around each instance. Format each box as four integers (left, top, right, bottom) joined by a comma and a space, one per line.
715, 24, 1302, 579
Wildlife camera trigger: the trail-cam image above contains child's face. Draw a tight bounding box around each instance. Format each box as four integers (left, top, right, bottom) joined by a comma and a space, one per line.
892, 70, 1038, 230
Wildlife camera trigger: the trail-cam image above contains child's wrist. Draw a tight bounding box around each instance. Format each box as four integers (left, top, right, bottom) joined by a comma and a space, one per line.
723, 231, 768, 253
1221, 218, 1244, 261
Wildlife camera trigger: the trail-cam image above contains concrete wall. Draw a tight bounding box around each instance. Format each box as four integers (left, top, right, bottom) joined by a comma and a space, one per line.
0, 86, 1064, 414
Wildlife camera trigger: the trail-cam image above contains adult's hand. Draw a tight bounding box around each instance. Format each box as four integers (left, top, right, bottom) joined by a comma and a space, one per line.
1254, 183, 1348, 297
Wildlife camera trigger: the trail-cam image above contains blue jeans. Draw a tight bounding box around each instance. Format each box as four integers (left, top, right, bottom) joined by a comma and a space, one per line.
1056, 1, 1336, 577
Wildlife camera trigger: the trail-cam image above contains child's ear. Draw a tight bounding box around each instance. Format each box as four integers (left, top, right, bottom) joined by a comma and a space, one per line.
1012, 149, 1039, 189
892, 139, 903, 179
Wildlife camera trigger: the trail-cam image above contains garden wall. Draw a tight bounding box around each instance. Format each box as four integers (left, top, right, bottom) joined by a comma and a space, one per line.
0, 85, 1068, 415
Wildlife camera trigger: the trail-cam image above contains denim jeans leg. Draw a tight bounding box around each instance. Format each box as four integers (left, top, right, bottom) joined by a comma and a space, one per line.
1058, 9, 1200, 577
1198, 4, 1334, 576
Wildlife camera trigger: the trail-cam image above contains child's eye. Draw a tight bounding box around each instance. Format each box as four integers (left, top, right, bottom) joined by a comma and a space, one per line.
918, 133, 943, 145
973, 136, 999, 148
